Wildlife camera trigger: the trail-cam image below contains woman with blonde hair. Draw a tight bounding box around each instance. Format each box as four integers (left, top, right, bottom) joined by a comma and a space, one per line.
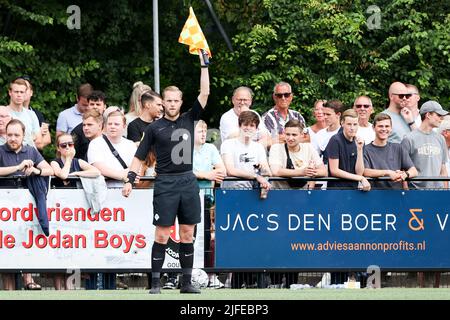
125, 81, 152, 125
306, 99, 327, 142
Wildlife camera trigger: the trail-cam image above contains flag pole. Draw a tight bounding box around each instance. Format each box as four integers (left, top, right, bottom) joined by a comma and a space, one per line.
153, 0, 160, 93
203, 0, 233, 52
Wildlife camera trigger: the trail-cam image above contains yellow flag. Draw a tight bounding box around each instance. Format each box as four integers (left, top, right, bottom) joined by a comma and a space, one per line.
178, 7, 212, 57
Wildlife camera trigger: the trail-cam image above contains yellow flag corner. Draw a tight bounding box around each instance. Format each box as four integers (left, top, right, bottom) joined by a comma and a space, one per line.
178, 7, 212, 57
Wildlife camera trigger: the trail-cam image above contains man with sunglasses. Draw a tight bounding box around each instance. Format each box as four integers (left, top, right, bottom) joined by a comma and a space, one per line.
353, 96, 375, 144
381, 81, 416, 143
262, 82, 306, 144
405, 84, 422, 127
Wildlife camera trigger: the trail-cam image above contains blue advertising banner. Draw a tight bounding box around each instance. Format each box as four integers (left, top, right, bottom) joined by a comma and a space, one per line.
215, 189, 450, 269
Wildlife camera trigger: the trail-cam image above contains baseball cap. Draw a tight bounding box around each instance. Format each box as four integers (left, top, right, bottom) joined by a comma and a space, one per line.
419, 101, 448, 116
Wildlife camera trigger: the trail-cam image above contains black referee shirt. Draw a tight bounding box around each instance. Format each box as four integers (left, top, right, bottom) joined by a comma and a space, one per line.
135, 99, 203, 174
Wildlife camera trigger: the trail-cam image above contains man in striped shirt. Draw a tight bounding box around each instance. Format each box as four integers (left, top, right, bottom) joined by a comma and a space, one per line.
262, 81, 306, 144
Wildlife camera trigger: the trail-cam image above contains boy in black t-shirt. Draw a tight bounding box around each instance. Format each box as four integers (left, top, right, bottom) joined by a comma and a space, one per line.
324, 109, 371, 191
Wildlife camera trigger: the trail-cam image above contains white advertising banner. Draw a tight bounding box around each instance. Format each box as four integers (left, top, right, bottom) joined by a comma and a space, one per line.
0, 188, 204, 270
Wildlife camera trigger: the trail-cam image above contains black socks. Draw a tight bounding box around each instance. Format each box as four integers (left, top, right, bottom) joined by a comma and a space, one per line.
151, 241, 167, 283
179, 242, 194, 285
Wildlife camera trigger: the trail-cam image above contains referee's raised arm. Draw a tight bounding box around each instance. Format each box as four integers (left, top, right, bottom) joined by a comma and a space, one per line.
197, 51, 210, 108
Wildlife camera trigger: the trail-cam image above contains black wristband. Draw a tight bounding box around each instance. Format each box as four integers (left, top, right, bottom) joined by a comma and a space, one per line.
201, 65, 208, 68
127, 171, 137, 184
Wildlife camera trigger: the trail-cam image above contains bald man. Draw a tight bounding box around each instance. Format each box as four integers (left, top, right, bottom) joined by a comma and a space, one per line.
381, 82, 416, 143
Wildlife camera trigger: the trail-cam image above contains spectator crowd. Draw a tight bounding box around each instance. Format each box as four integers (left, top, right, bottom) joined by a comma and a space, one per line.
1, 75, 449, 290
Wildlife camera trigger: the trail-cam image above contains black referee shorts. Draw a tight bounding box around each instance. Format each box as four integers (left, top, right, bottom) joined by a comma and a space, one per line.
153, 171, 201, 226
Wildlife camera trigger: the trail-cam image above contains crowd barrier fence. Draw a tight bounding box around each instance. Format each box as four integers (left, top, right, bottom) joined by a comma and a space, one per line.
0, 175, 449, 289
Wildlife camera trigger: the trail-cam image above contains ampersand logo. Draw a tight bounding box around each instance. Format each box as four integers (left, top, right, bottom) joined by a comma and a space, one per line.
408, 208, 425, 231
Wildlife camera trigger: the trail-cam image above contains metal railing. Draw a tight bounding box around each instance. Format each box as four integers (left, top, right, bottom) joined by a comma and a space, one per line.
1, 175, 449, 290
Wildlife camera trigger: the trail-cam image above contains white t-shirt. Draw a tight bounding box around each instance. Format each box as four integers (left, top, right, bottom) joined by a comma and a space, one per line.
87, 136, 137, 187
219, 109, 238, 142
219, 108, 267, 143
306, 127, 317, 143
447, 148, 450, 176
311, 127, 340, 157
357, 124, 375, 145
221, 138, 268, 189
414, 115, 422, 127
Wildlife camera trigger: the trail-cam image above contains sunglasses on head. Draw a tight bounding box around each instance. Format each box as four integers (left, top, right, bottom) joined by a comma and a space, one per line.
393, 93, 412, 99
59, 142, 74, 148
274, 92, 292, 98
355, 104, 371, 109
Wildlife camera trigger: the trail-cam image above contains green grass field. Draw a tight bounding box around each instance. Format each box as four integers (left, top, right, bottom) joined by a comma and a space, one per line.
1, 288, 449, 300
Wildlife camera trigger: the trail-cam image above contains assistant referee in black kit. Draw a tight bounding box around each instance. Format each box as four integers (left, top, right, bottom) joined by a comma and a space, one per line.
122, 54, 209, 294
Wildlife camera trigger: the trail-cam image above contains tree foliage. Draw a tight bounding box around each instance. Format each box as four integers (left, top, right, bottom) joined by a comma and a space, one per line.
211, 0, 450, 122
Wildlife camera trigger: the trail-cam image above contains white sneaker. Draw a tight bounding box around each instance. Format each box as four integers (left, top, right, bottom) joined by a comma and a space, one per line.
208, 275, 224, 289
224, 278, 232, 288
316, 272, 331, 288
163, 280, 176, 289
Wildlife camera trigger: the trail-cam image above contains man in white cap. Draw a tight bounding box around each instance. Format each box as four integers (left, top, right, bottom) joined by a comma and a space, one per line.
401, 100, 449, 189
